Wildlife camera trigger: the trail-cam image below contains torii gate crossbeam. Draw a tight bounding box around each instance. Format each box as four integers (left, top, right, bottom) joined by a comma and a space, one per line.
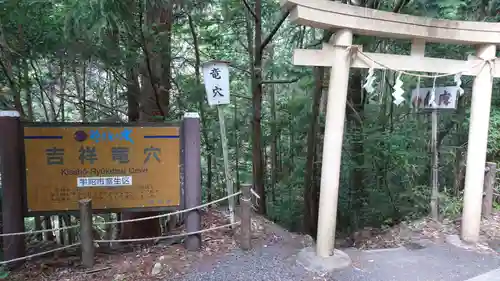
282, 0, 500, 259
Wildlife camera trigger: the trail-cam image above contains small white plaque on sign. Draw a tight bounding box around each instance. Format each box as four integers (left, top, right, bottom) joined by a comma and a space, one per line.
0, 110, 20, 117
411, 86, 460, 110
77, 176, 133, 188
202, 61, 230, 106
184, 112, 200, 118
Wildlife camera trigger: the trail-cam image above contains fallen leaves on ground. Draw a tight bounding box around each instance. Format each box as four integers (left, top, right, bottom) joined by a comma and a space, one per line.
8, 208, 270, 281
347, 212, 500, 252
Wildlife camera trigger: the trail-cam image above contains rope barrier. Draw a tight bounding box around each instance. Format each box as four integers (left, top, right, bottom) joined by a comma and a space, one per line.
95, 191, 242, 226
0, 224, 80, 237
0, 243, 81, 265
0, 189, 256, 265
250, 188, 260, 199
94, 222, 240, 243
0, 191, 248, 238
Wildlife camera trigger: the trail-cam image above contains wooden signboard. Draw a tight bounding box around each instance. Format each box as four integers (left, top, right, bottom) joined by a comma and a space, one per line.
411, 86, 460, 110
23, 124, 180, 212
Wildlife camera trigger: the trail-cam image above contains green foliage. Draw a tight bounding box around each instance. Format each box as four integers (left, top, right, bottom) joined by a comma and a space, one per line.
0, 266, 9, 279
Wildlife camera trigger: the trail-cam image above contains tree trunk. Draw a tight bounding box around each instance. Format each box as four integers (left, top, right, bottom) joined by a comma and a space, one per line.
0, 22, 23, 115
24, 59, 33, 120
268, 45, 278, 204
346, 69, 366, 231
62, 214, 73, 244
72, 63, 86, 122
303, 66, 324, 237
234, 102, 240, 192
58, 216, 65, 244
59, 58, 66, 121
121, 65, 161, 239
251, 0, 267, 215
126, 68, 140, 121
34, 217, 42, 240
120, 0, 174, 239
188, 13, 213, 205
43, 216, 54, 241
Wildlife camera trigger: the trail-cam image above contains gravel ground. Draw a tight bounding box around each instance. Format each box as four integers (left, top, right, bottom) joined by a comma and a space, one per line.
173, 239, 500, 281
172, 243, 322, 281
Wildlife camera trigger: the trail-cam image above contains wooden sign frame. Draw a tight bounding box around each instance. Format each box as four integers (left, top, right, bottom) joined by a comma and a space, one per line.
21, 121, 186, 216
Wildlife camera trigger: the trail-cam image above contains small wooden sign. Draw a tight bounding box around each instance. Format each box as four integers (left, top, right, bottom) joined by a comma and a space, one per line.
202, 61, 231, 106
23, 124, 181, 212
411, 86, 460, 110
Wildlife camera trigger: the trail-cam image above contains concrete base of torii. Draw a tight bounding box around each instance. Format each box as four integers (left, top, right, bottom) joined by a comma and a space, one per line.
296, 247, 352, 273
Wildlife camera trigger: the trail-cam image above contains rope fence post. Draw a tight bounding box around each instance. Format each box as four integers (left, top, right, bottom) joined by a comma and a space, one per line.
483, 162, 497, 218
240, 184, 252, 250
79, 199, 94, 268
183, 112, 202, 251
0, 110, 26, 268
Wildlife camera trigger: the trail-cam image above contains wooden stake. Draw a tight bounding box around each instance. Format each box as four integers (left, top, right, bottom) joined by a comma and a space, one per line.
430, 108, 439, 220
218, 105, 235, 225
240, 184, 252, 250
183, 113, 202, 251
34, 217, 43, 241
0, 111, 26, 268
482, 162, 497, 218
79, 199, 94, 268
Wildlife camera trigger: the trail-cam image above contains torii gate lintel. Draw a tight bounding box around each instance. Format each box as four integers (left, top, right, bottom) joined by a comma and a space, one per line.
293, 43, 500, 77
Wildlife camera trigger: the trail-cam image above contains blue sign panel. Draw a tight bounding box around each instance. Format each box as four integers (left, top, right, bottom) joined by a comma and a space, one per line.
89, 128, 134, 144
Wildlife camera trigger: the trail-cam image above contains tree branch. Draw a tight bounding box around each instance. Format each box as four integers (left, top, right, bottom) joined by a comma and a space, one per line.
58, 94, 128, 116
233, 93, 252, 100
242, 0, 258, 20
392, 0, 408, 13
260, 10, 290, 53
29, 60, 51, 121
261, 77, 300, 84
305, 40, 322, 48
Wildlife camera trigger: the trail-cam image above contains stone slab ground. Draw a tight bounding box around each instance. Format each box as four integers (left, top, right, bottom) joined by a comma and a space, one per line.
175, 239, 500, 281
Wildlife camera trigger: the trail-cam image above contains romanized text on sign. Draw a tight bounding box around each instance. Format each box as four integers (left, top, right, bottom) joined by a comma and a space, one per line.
23, 126, 181, 212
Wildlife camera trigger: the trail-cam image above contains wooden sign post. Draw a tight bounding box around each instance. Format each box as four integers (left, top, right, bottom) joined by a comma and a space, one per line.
411, 86, 461, 220
202, 60, 235, 225
0, 110, 25, 268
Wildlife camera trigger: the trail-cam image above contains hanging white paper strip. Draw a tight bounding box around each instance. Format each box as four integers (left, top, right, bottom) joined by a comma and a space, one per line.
202, 61, 231, 106
454, 72, 465, 96
429, 76, 437, 107
363, 67, 376, 94
392, 72, 405, 105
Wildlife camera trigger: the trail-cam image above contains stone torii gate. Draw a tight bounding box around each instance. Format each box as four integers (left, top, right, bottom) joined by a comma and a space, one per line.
281, 0, 500, 260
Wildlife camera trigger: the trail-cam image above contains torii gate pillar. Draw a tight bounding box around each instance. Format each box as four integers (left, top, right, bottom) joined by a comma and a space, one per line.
462, 44, 496, 243
316, 29, 353, 257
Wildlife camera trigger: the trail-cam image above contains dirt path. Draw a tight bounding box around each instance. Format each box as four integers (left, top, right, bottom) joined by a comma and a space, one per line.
172, 214, 325, 281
